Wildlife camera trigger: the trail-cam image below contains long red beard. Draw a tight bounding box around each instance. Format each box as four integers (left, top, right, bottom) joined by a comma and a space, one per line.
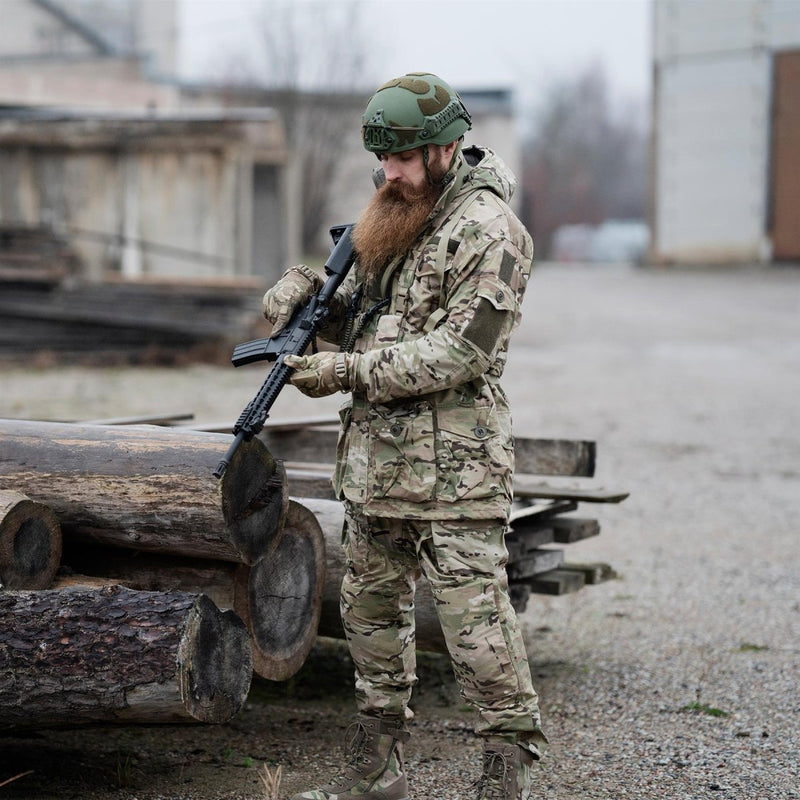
352, 179, 440, 279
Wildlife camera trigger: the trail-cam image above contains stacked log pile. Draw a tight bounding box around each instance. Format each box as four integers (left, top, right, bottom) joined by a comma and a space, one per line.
0, 413, 626, 728
0, 419, 325, 729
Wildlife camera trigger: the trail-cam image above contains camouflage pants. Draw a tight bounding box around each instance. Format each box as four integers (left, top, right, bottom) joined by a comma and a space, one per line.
340, 503, 547, 759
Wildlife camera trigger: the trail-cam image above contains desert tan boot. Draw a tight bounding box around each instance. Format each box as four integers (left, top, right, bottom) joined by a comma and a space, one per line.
474, 742, 535, 799
290, 714, 409, 800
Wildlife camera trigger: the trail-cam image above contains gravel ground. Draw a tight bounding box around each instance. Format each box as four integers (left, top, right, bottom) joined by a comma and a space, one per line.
1, 262, 798, 799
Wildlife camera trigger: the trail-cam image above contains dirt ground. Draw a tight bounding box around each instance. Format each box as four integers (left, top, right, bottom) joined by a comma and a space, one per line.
1, 262, 799, 799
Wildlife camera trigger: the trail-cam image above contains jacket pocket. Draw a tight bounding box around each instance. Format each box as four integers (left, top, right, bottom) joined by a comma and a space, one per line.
435, 403, 512, 502
334, 400, 367, 503
368, 401, 436, 502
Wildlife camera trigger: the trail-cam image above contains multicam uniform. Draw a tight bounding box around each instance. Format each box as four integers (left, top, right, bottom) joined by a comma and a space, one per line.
318, 144, 546, 759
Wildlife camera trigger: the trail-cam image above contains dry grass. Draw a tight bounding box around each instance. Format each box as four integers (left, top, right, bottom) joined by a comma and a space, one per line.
259, 763, 283, 800
0, 771, 34, 789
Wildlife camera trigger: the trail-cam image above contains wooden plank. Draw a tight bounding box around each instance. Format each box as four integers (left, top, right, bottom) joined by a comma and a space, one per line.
188, 429, 597, 478
505, 526, 555, 561
509, 498, 578, 522
513, 475, 629, 503
285, 467, 627, 507
527, 569, 586, 596
561, 562, 618, 585
506, 548, 564, 580
551, 517, 601, 544
286, 467, 337, 500
81, 412, 195, 427
513, 437, 596, 477
188, 415, 339, 434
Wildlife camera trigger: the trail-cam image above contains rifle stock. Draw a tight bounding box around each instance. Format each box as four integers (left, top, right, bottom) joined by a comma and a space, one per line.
214, 224, 355, 479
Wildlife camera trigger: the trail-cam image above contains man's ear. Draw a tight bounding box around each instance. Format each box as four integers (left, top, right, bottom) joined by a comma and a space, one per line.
442, 140, 459, 160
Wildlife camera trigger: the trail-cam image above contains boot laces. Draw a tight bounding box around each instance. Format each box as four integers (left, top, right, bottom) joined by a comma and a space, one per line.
343, 720, 372, 769
320, 721, 373, 791
475, 751, 511, 799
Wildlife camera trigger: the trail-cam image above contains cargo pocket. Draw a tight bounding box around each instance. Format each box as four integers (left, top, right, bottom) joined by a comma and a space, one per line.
435, 403, 511, 502
334, 401, 368, 504
369, 401, 436, 502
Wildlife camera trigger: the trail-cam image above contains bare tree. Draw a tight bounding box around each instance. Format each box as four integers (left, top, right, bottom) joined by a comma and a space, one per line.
248, 1, 372, 254
521, 65, 647, 257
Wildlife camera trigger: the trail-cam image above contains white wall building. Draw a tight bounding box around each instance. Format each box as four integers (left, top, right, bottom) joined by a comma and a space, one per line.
652, 0, 800, 264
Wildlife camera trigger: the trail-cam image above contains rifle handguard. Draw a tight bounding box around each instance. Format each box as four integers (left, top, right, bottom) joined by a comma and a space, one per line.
214, 224, 356, 479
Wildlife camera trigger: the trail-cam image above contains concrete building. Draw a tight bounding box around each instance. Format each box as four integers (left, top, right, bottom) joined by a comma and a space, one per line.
0, 108, 291, 281
0, 0, 300, 282
0, 0, 180, 109
652, 0, 800, 264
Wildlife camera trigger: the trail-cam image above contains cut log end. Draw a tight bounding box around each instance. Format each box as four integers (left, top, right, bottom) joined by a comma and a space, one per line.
177, 594, 253, 723
235, 500, 326, 681
221, 436, 289, 564
0, 490, 62, 590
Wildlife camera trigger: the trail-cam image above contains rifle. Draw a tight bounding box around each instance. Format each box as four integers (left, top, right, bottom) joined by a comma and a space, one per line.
213, 224, 356, 479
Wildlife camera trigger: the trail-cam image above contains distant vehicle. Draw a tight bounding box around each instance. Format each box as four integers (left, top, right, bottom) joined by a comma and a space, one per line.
550, 223, 596, 262
588, 220, 650, 264
549, 220, 650, 264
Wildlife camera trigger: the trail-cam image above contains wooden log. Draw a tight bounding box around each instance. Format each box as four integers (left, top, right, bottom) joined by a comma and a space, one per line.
233, 500, 325, 681
59, 499, 325, 682
0, 585, 252, 729
505, 514, 600, 560
0, 419, 287, 565
0, 490, 62, 589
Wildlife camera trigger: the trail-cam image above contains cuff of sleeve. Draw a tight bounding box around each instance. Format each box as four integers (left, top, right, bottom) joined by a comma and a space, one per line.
335, 351, 356, 392
337, 352, 361, 392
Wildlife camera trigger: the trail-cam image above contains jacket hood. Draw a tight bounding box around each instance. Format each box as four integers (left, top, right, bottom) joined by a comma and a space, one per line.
435, 144, 518, 214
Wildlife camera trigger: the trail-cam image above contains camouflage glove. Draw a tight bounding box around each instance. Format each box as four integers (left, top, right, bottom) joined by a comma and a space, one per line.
262, 265, 322, 335
284, 352, 356, 398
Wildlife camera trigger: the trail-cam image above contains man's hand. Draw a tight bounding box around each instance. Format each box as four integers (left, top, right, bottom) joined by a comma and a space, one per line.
262, 265, 322, 335
284, 352, 353, 398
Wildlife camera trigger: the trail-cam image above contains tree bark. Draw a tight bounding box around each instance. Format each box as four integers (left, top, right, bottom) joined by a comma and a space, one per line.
0, 585, 252, 729
0, 490, 62, 589
0, 419, 287, 565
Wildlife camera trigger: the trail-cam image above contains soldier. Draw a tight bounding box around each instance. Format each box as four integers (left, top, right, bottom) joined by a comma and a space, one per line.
263, 72, 546, 800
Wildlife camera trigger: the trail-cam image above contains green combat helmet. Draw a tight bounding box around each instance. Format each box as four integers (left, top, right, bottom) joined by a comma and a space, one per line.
362, 72, 472, 154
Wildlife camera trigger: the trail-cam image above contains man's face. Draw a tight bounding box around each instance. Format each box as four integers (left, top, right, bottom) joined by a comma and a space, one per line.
379, 142, 457, 191
351, 140, 459, 278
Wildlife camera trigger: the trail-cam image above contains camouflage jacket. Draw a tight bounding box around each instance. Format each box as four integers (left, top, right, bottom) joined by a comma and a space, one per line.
322, 145, 533, 520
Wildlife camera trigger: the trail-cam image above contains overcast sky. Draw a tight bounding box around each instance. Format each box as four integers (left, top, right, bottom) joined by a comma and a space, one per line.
179, 0, 652, 116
